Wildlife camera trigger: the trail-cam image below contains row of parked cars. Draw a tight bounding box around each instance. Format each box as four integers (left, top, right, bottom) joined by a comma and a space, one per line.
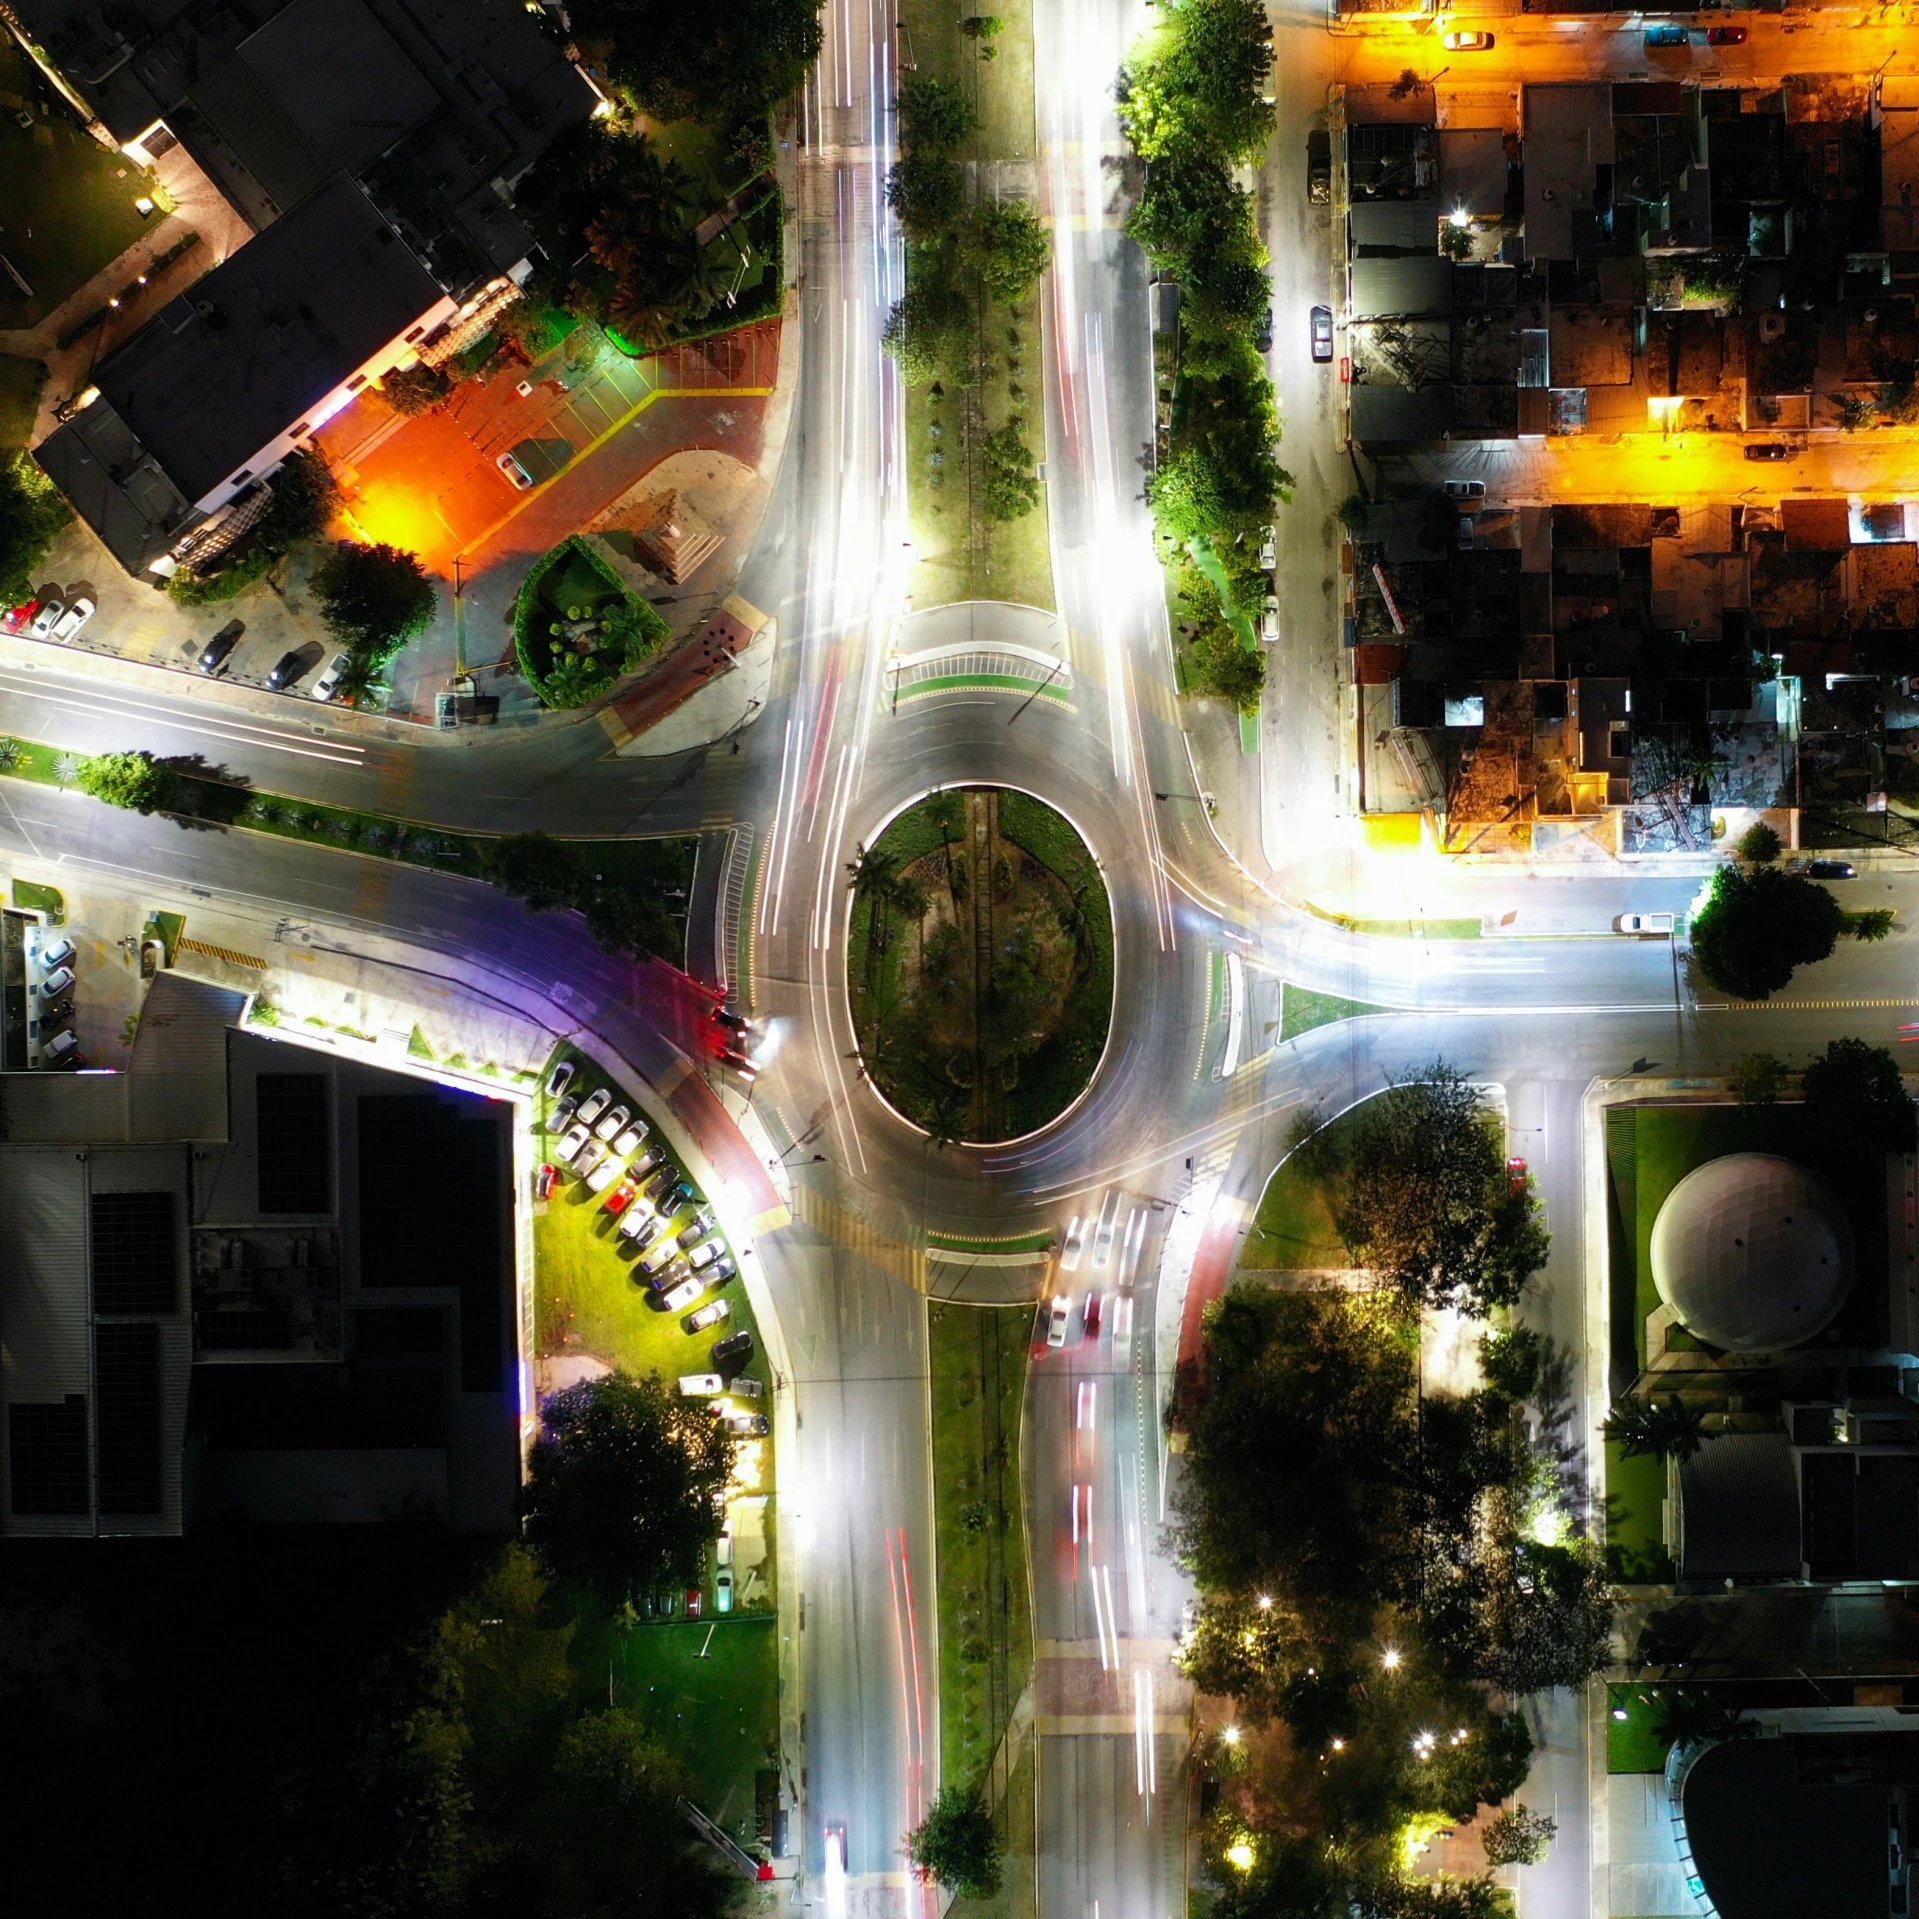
30, 935, 81, 1066
538, 1060, 762, 1428
3, 595, 95, 644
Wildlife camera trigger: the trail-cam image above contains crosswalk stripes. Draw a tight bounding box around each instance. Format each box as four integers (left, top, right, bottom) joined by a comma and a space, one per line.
788, 1183, 928, 1289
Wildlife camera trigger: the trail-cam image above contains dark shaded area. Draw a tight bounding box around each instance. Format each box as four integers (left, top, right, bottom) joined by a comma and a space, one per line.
257, 1072, 331, 1214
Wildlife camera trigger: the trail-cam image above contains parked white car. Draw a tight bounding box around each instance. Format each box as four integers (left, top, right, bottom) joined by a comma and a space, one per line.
555, 1122, 591, 1163
660, 1273, 709, 1313
311, 652, 351, 702
1614, 912, 1675, 937
49, 597, 94, 643
678, 1374, 725, 1396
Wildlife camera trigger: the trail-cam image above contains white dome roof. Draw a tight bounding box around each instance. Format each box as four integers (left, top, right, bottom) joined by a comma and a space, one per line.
1650, 1152, 1852, 1353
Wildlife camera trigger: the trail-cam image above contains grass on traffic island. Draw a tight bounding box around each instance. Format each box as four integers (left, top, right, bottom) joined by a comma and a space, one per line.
929, 1300, 1034, 1908
1278, 982, 1389, 1044
1240, 1098, 1373, 1273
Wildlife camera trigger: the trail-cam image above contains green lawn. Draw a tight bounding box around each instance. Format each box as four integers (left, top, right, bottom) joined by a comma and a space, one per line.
929, 1301, 1033, 1795
1280, 982, 1387, 1043
615, 1616, 778, 1837
1607, 1683, 1673, 1774
1604, 1439, 1673, 1584
0, 354, 45, 451
0, 41, 157, 329
1242, 1100, 1372, 1271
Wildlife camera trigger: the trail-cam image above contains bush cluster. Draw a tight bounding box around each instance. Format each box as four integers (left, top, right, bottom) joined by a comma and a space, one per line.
512, 536, 670, 711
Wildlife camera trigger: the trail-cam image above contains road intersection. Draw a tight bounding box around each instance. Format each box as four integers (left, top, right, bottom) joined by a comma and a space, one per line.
7, 6, 1919, 1917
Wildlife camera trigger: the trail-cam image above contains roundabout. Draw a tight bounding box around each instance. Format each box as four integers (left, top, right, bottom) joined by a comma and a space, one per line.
845, 785, 1113, 1145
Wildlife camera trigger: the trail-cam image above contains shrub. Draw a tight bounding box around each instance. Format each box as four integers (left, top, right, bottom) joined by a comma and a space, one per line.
512, 537, 670, 710
1735, 820, 1782, 863
167, 544, 275, 604
377, 362, 452, 416
981, 420, 1040, 522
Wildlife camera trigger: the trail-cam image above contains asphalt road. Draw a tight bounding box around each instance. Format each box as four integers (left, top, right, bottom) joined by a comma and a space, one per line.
14, 11, 1919, 1919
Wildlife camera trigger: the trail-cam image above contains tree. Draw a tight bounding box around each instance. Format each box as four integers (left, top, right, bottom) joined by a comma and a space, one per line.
1802, 1035, 1917, 1155
1358, 1875, 1510, 1919
483, 833, 593, 914
1187, 626, 1265, 712
1605, 1394, 1708, 1463
847, 841, 902, 902
1478, 1325, 1545, 1402
883, 250, 972, 383
1688, 863, 1844, 1000
1481, 1806, 1556, 1868
906, 1784, 1001, 1897
1730, 1050, 1789, 1109
1438, 219, 1474, 262
1735, 820, 1782, 863
521, 1370, 734, 1601
886, 153, 965, 239
981, 420, 1040, 522
309, 541, 438, 667
570, 0, 825, 125
1847, 908, 1897, 942
1120, 0, 1276, 166
1341, 1064, 1551, 1317
898, 74, 977, 152
1470, 1535, 1614, 1697
254, 447, 340, 553
77, 750, 181, 815
378, 362, 451, 416
960, 200, 1052, 303
0, 450, 71, 606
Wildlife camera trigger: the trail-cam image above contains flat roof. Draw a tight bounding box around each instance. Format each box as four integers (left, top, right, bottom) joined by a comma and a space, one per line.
91, 172, 441, 503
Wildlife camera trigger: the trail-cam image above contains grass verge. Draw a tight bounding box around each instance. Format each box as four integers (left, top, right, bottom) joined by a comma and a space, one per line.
929, 1301, 1033, 1794
1604, 1438, 1673, 1584
1279, 983, 1388, 1043
1607, 1683, 1673, 1774
1241, 1100, 1373, 1272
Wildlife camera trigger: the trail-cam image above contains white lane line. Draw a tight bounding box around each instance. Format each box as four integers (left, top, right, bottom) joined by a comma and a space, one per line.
0, 675, 367, 766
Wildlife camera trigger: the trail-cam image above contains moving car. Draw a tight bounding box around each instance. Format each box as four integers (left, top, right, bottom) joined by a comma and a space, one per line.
594, 1102, 631, 1142
1047, 1295, 1071, 1348
1705, 25, 1747, 43
1310, 304, 1335, 363
1306, 128, 1331, 205
578, 1086, 613, 1126
39, 966, 75, 999
48, 597, 94, 643
679, 1373, 725, 1396
27, 598, 64, 639
1806, 859, 1857, 879
1444, 480, 1486, 501
266, 649, 311, 691
1614, 911, 1675, 936
1507, 1156, 1529, 1195
713, 1330, 754, 1368
197, 624, 243, 675
686, 1298, 731, 1333
659, 1273, 709, 1312
556, 1121, 591, 1163
1643, 22, 1689, 45
496, 450, 534, 489
1442, 29, 1493, 49
1059, 1216, 1085, 1272
1744, 441, 1793, 461
547, 1059, 577, 1098
311, 652, 351, 702
1082, 1293, 1103, 1342
710, 1005, 753, 1036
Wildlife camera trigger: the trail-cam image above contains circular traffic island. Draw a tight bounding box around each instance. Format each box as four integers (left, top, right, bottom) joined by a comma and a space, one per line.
847, 787, 1113, 1144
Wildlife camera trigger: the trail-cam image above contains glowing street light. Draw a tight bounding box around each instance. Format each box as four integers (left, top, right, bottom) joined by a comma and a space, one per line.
1381, 1647, 1403, 1672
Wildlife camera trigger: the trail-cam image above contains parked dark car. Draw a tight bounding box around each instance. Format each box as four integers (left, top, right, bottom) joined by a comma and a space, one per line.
1806, 860, 1857, 879
1306, 129, 1331, 205
1705, 25, 1746, 42
1744, 442, 1793, 461
1255, 306, 1274, 352
713, 1330, 754, 1369
267, 649, 311, 690
197, 622, 243, 674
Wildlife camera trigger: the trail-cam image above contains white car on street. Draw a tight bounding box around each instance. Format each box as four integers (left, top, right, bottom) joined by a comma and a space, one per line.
1614, 912, 1675, 937
49, 597, 94, 642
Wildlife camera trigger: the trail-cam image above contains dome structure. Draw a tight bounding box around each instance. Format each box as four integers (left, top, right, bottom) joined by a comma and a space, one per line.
1649, 1153, 1852, 1353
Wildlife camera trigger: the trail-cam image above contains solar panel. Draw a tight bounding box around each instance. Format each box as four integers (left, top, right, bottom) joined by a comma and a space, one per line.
91, 1190, 178, 1314
8, 1400, 89, 1515
96, 1322, 162, 1515
257, 1073, 330, 1213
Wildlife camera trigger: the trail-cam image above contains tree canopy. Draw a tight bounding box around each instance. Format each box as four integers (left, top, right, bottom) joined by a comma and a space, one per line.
1120, 0, 1275, 165
522, 1370, 734, 1602
77, 750, 181, 815
0, 450, 72, 607
1688, 863, 1844, 999
960, 200, 1052, 304
310, 541, 438, 667
571, 0, 824, 125
906, 1785, 1001, 1897
1802, 1035, 1917, 1156
1339, 1065, 1551, 1316
482, 833, 689, 965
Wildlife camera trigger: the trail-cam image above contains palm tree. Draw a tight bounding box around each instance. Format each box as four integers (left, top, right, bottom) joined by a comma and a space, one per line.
1605, 1394, 1709, 1463
847, 843, 901, 901
332, 652, 389, 710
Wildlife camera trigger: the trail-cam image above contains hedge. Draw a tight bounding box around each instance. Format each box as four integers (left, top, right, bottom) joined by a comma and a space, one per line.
512, 534, 670, 710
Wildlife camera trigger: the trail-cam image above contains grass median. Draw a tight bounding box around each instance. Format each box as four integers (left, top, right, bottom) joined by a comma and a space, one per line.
929, 1300, 1033, 1800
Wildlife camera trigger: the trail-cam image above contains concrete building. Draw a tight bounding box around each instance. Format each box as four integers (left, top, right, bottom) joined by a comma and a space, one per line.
0, 973, 522, 1536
